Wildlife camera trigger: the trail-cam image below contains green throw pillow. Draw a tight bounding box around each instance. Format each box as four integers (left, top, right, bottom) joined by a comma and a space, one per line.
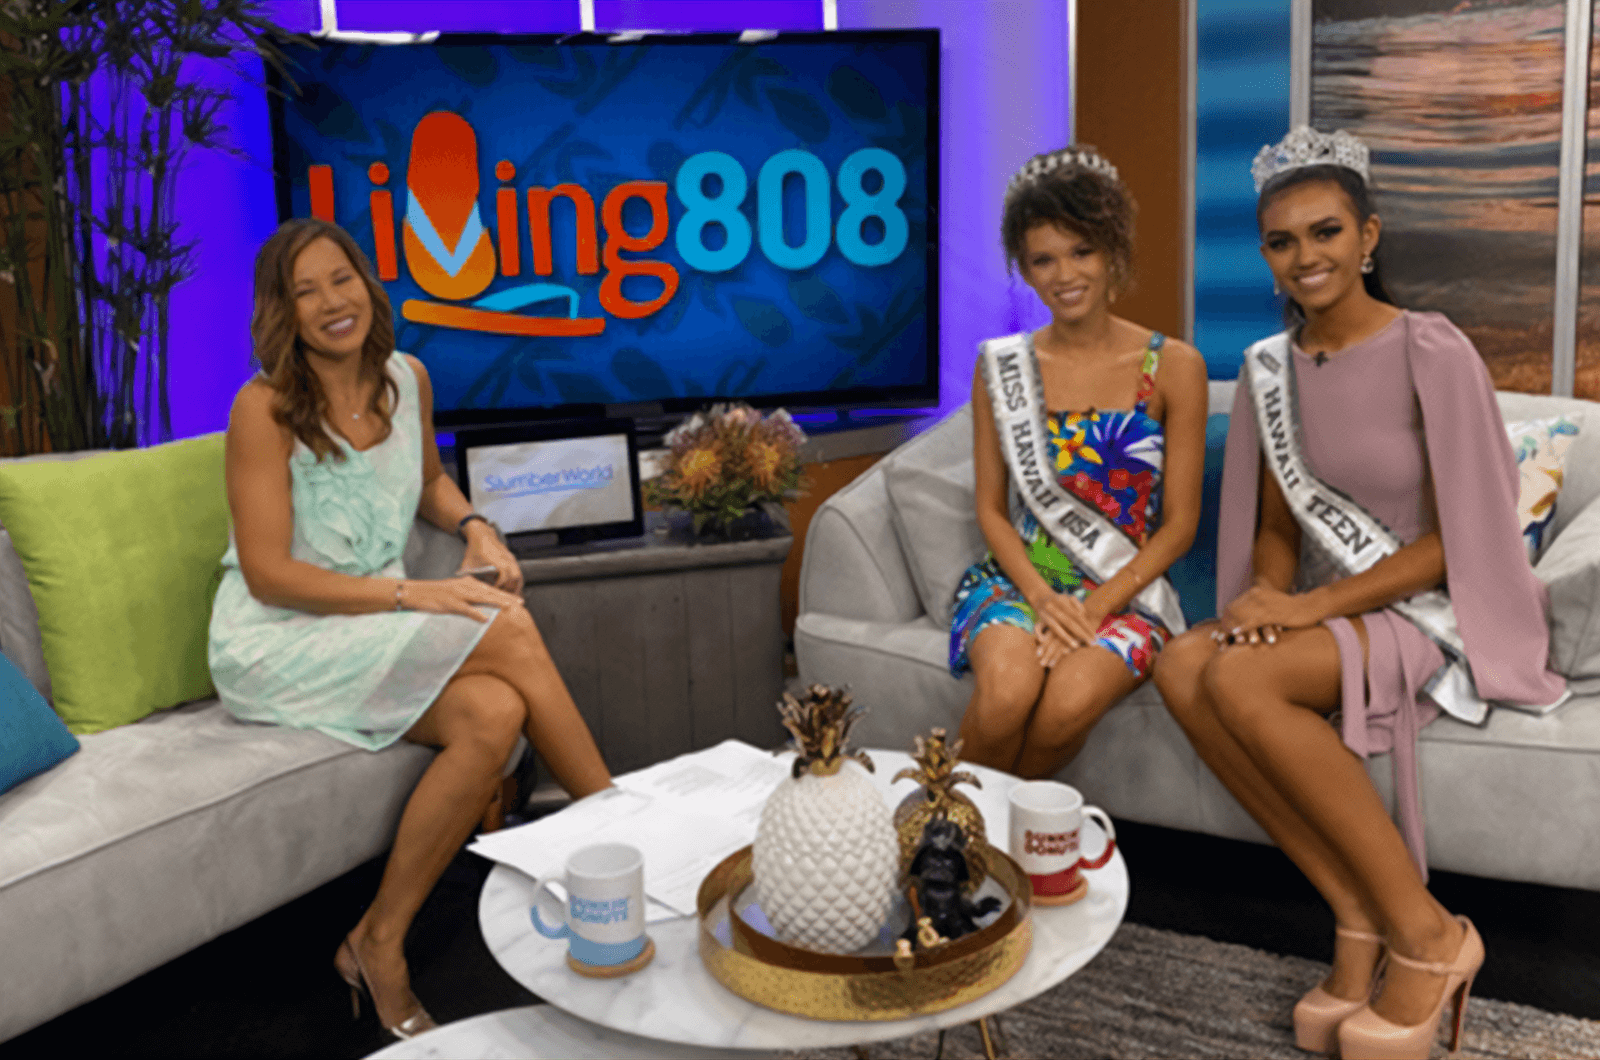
0, 434, 228, 733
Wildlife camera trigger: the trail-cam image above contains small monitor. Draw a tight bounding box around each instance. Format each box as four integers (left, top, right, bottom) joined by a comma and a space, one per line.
456, 421, 643, 548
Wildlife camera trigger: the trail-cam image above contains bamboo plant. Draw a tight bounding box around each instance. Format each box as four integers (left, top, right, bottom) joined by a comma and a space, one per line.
0, 0, 288, 455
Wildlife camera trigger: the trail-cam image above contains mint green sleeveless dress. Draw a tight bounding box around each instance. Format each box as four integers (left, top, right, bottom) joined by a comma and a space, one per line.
207, 353, 494, 751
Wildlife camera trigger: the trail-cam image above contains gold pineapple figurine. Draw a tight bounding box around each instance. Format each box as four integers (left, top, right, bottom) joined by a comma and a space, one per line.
893, 728, 989, 893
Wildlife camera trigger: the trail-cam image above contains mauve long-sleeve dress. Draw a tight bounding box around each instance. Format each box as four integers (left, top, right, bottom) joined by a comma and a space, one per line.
1216, 310, 1566, 875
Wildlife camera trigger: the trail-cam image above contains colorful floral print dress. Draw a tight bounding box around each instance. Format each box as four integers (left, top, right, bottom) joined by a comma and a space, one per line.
949, 334, 1171, 679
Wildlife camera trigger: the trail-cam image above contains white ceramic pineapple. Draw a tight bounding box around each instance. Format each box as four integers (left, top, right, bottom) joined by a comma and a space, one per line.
752, 685, 900, 954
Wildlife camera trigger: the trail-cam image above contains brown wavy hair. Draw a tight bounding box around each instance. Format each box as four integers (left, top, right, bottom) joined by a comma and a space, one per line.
1001, 146, 1137, 294
251, 218, 398, 462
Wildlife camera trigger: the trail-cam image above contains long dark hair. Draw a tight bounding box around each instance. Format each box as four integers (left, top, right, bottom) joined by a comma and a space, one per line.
1256, 164, 1395, 329
251, 218, 398, 462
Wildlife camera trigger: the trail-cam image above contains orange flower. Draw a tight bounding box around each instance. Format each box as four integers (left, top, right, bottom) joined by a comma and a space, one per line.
747, 440, 784, 491
675, 446, 722, 499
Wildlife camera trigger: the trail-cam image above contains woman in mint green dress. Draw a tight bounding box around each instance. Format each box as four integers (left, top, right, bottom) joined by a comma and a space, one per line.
209, 219, 612, 1040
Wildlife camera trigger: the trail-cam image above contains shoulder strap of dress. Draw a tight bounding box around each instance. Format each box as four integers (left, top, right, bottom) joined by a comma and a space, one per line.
387, 351, 418, 411
1134, 333, 1164, 406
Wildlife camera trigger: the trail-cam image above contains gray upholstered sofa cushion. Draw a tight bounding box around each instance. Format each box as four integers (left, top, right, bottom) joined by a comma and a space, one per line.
1537, 495, 1600, 691
797, 379, 1600, 892
883, 407, 985, 627
0, 700, 432, 1042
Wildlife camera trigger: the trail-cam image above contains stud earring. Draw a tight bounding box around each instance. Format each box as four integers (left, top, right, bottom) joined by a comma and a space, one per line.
1361, 255, 1374, 274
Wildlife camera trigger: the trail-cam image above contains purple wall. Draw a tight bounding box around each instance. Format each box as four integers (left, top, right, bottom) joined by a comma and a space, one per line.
158, 0, 1070, 441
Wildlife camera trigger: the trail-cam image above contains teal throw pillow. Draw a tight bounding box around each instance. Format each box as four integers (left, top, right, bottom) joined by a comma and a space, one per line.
0, 650, 78, 795
1165, 413, 1230, 626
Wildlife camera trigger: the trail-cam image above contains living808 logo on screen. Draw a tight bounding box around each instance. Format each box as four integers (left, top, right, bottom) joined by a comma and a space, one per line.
270, 35, 935, 415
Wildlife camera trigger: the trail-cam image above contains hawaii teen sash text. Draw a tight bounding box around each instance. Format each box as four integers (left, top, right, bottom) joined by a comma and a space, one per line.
1242, 331, 1492, 724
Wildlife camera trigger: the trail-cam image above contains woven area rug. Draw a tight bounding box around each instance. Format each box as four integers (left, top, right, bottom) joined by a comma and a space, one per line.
796, 924, 1600, 1060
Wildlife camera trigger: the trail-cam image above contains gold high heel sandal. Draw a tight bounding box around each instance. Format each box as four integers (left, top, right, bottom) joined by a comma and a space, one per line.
1337, 916, 1483, 1060
1293, 926, 1388, 1054
335, 937, 438, 1041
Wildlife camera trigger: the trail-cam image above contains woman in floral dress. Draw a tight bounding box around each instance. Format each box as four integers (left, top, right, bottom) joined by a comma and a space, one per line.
951, 147, 1209, 778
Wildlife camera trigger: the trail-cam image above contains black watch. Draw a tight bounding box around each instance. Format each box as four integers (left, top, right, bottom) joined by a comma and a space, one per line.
457, 513, 493, 541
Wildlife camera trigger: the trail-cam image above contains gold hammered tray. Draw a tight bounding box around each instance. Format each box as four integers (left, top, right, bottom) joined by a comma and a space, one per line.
695, 845, 1033, 1021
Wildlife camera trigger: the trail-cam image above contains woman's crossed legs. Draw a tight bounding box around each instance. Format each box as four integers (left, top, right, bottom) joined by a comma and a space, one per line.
1153, 621, 1465, 1027
346, 604, 611, 1029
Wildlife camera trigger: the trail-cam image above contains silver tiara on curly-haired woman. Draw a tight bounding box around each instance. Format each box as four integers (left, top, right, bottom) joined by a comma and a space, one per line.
1251, 126, 1370, 193
1005, 146, 1120, 201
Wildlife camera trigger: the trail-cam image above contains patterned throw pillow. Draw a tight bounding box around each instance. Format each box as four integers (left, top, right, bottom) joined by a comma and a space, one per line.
1506, 416, 1580, 563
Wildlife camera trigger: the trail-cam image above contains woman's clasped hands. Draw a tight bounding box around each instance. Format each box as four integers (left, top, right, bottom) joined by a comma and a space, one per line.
1212, 582, 1328, 646
1028, 588, 1107, 669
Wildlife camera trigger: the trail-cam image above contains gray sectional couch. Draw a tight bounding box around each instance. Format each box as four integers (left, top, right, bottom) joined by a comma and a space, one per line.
796, 380, 1600, 893
0, 482, 478, 1043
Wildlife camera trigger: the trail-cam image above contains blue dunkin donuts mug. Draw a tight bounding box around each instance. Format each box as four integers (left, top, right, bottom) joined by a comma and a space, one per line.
531, 842, 653, 976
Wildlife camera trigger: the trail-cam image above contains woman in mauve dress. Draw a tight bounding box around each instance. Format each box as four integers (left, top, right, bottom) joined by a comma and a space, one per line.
1152, 129, 1566, 1060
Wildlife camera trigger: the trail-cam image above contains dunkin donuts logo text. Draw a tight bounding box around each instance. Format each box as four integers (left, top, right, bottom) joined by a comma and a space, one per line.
307, 111, 909, 339
570, 896, 630, 925
1023, 830, 1078, 857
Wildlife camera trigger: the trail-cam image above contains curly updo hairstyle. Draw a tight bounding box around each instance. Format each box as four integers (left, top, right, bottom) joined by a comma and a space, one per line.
1001, 146, 1137, 293
1256, 163, 1395, 329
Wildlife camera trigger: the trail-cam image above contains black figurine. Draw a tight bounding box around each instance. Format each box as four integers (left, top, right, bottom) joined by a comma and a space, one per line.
901, 817, 1002, 947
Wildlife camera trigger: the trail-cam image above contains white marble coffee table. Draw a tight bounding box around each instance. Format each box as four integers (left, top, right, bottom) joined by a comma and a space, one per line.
366, 1003, 776, 1059
478, 750, 1128, 1054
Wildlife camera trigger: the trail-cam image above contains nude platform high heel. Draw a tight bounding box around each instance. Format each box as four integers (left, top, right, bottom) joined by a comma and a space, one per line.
335, 937, 438, 1041
1293, 926, 1388, 1054
1337, 916, 1483, 1060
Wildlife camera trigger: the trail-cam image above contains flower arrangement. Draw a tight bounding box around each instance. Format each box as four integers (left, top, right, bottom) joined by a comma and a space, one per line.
645, 403, 808, 536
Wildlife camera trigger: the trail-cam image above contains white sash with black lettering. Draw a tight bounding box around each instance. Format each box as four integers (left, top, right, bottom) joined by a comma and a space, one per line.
1242, 332, 1491, 724
980, 333, 1187, 635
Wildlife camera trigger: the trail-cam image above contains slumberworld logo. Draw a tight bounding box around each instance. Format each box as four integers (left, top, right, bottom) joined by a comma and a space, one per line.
306, 111, 910, 338
482, 462, 616, 500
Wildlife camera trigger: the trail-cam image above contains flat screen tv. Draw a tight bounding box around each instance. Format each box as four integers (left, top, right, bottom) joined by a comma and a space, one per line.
268, 30, 940, 429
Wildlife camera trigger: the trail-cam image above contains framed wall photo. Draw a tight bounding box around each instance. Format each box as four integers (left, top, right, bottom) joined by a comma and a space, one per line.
1310, 0, 1567, 395
1581, 4, 1600, 400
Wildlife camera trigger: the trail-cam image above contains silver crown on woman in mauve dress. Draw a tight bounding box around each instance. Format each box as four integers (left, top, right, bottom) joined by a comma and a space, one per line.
1005, 146, 1120, 201
1251, 125, 1371, 193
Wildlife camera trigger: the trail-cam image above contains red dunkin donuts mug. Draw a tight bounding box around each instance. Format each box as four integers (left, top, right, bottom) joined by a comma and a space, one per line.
1007, 781, 1117, 905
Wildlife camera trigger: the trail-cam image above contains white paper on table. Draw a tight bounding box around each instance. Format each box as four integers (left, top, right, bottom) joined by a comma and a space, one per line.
468, 785, 652, 881
467, 740, 789, 919
615, 738, 791, 830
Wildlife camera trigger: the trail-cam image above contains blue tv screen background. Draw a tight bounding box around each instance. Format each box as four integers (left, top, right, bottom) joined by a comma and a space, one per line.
270, 32, 937, 424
